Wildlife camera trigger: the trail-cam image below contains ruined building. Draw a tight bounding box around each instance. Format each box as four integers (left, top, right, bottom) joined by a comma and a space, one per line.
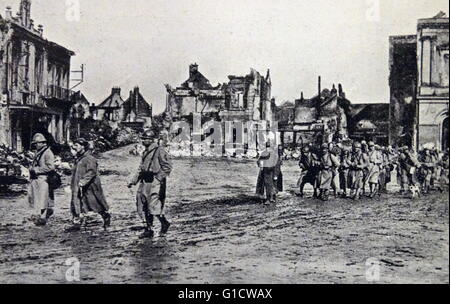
165, 64, 275, 123
280, 80, 351, 146
0, 0, 75, 151
92, 87, 124, 122
91, 86, 152, 129
389, 12, 449, 151
122, 86, 152, 127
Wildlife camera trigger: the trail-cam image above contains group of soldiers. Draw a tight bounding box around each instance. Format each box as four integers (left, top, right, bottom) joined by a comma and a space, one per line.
256, 138, 449, 204
21, 129, 450, 237
27, 130, 172, 239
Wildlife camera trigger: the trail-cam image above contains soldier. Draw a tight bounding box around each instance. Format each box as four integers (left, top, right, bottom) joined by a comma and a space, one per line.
66, 138, 111, 232
339, 149, 352, 198
430, 148, 443, 193
317, 143, 340, 201
349, 142, 369, 200
128, 130, 173, 239
418, 146, 436, 194
256, 133, 279, 205
382, 146, 396, 193
330, 144, 342, 198
398, 146, 420, 194
366, 142, 383, 198
28, 133, 55, 226
441, 151, 449, 186
296, 145, 319, 198
361, 140, 369, 194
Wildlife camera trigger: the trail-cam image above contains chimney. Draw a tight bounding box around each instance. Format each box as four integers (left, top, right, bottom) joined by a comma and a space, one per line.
331, 84, 337, 95
19, 0, 32, 28
318, 76, 322, 99
135, 87, 139, 115
338, 84, 344, 97
189, 63, 198, 77
37, 24, 43, 36
111, 87, 121, 95
5, 6, 12, 20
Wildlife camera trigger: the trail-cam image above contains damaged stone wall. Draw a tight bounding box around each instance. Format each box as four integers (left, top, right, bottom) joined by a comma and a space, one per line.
389, 35, 418, 148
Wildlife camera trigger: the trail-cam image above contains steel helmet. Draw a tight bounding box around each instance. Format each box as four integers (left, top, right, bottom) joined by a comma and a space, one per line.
31, 133, 47, 145
141, 130, 157, 140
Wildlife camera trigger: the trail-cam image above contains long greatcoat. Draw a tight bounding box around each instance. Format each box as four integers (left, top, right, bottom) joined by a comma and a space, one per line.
256, 148, 281, 201
70, 152, 109, 217
130, 143, 173, 218
28, 146, 55, 211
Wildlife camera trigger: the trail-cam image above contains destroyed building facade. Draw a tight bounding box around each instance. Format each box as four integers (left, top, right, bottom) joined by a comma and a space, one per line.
278, 80, 351, 146
165, 64, 275, 123
389, 12, 449, 151
0, 0, 75, 151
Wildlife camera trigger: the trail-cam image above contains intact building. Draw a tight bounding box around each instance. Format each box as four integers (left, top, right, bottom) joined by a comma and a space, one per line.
389, 12, 449, 151
0, 0, 75, 151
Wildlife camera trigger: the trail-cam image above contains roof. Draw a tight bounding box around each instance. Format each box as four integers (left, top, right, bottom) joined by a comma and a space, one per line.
71, 91, 90, 105
123, 88, 152, 117
97, 88, 124, 109
181, 70, 213, 90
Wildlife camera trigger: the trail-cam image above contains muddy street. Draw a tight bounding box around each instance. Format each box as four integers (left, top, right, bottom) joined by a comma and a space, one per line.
0, 145, 448, 284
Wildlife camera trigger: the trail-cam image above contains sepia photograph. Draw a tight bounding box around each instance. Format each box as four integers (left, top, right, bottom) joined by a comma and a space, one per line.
0, 0, 448, 288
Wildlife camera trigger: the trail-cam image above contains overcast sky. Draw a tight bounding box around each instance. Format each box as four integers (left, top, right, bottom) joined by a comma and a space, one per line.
1, 0, 449, 113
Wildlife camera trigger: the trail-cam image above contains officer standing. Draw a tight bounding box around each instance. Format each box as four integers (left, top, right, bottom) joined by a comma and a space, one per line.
128, 130, 173, 239
28, 133, 55, 226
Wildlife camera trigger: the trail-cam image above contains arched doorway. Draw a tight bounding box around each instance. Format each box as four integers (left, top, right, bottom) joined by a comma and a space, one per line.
442, 117, 449, 151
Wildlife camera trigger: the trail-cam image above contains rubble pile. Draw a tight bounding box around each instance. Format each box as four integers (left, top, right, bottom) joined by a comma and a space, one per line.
0, 144, 74, 185
80, 121, 140, 153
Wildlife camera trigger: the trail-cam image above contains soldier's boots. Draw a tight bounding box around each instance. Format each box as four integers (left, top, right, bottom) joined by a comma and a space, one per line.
34, 218, 47, 226
139, 228, 154, 239
321, 190, 329, 201
159, 216, 171, 235
46, 208, 54, 220
101, 212, 111, 230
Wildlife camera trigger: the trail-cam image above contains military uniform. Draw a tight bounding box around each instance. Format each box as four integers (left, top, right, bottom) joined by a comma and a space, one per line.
418, 150, 435, 193
398, 148, 420, 191
339, 151, 352, 197
297, 149, 319, 197
130, 142, 173, 218
28, 133, 56, 225
317, 146, 340, 201
256, 147, 279, 204
349, 148, 369, 200
29, 145, 55, 217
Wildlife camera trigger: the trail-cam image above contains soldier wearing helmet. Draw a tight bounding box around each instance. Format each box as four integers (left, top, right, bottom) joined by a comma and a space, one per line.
256, 132, 280, 205
366, 141, 383, 198
28, 133, 55, 226
128, 129, 173, 239
296, 144, 319, 198
317, 143, 340, 201
65, 138, 111, 232
348, 142, 369, 200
